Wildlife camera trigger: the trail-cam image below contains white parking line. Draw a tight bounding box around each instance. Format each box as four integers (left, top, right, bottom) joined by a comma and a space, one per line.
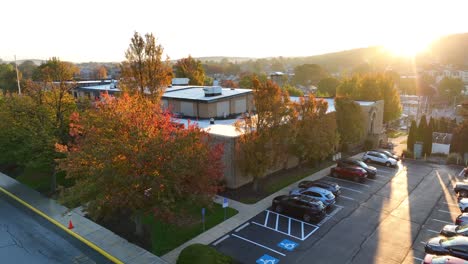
414, 257, 424, 261
317, 206, 343, 226
340, 195, 355, 201
288, 218, 291, 235
426, 229, 440, 234
339, 186, 364, 193
431, 219, 453, 224
366, 177, 387, 184
438, 209, 452, 214
420, 241, 426, 245
231, 234, 286, 257
275, 213, 279, 230
325, 176, 371, 187
213, 235, 230, 246
264, 210, 270, 225
235, 222, 250, 232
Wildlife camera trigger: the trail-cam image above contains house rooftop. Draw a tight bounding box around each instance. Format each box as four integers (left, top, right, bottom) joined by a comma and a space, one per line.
163, 86, 252, 102
173, 117, 243, 138
289, 97, 378, 113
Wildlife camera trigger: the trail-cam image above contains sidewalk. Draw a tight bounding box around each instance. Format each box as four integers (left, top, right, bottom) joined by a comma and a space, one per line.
0, 172, 167, 264
161, 159, 344, 264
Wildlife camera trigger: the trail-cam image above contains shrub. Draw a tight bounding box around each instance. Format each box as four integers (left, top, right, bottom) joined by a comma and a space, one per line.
177, 244, 234, 264
363, 139, 374, 150
447, 153, 463, 165
402, 149, 414, 159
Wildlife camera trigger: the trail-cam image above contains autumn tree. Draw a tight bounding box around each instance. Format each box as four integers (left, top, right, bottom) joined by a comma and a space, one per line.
96, 65, 108, 79
236, 78, 291, 191
220, 80, 238, 88
293, 64, 328, 86
238, 73, 267, 89
121, 32, 173, 97
335, 96, 365, 147
58, 94, 224, 236
18, 60, 38, 80
290, 95, 337, 165
174, 56, 206, 85
336, 73, 401, 123
317, 77, 340, 97
31, 57, 78, 143
450, 120, 468, 156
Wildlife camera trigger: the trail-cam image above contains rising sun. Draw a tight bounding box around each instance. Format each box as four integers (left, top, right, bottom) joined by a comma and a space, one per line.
383, 39, 430, 57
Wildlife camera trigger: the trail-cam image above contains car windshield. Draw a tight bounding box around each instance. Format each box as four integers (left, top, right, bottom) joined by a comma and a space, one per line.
441, 237, 466, 247
356, 160, 368, 168
456, 225, 468, 232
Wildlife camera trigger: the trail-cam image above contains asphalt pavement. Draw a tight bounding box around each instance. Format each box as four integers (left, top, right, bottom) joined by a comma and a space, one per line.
212, 160, 463, 264
0, 192, 112, 264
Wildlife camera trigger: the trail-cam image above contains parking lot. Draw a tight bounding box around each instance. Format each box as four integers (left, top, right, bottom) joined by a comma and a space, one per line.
211, 160, 464, 264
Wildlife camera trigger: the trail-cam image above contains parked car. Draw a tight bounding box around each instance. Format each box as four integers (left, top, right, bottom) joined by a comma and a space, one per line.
425, 236, 468, 260
455, 182, 468, 198
423, 254, 468, 264
337, 158, 377, 179
459, 198, 468, 212
298, 180, 341, 197
290, 187, 336, 209
330, 165, 368, 183
456, 214, 468, 226
373, 149, 400, 160
362, 151, 398, 167
440, 225, 468, 237
271, 195, 326, 222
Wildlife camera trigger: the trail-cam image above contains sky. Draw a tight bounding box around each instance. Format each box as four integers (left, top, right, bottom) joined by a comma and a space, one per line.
1, 0, 467, 63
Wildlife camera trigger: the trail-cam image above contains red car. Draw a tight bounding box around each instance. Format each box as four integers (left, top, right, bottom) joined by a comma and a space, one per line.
423, 254, 467, 264
330, 165, 368, 183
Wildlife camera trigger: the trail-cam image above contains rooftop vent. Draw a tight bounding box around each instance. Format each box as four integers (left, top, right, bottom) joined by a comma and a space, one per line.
203, 86, 222, 97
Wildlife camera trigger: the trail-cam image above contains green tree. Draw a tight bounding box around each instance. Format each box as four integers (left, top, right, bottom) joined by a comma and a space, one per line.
417, 115, 427, 143
317, 77, 340, 97
0, 63, 19, 93
293, 64, 328, 86
174, 55, 206, 85
58, 94, 224, 236
425, 117, 434, 156
335, 96, 365, 146
18, 60, 38, 80
121, 32, 173, 97
438, 77, 464, 103
450, 120, 468, 156
238, 73, 267, 89
283, 84, 304, 96
407, 120, 417, 153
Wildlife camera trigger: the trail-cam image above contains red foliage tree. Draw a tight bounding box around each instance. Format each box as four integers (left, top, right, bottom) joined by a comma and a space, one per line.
58, 93, 224, 233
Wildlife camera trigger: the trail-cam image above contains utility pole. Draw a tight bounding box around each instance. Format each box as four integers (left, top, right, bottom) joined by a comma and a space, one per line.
14, 55, 21, 95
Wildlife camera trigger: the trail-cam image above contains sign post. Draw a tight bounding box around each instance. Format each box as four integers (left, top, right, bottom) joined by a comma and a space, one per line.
202, 208, 206, 232
222, 198, 228, 221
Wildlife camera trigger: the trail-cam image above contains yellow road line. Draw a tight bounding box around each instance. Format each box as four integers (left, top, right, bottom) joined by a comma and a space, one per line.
0, 186, 123, 264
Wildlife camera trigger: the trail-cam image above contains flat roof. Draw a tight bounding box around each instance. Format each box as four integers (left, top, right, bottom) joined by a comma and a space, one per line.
74, 84, 120, 92
289, 97, 377, 113
173, 117, 243, 138
163, 87, 252, 102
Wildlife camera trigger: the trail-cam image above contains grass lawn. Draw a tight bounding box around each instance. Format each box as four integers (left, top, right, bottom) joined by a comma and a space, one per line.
144, 203, 238, 256
387, 130, 407, 138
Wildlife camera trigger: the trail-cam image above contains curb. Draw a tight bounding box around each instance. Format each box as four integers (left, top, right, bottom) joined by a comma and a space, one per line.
0, 186, 123, 264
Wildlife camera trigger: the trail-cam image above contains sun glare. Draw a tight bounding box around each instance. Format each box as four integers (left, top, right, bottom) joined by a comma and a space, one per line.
384, 39, 429, 57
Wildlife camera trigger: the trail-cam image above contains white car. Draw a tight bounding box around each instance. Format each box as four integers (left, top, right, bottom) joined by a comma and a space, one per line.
460, 198, 468, 213
362, 151, 398, 167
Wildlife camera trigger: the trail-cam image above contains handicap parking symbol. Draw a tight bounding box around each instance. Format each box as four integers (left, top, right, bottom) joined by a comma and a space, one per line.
256, 254, 279, 264
277, 239, 299, 251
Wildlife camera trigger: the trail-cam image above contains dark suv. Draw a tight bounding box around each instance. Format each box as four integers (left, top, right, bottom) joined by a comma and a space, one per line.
272, 195, 326, 222
337, 158, 377, 179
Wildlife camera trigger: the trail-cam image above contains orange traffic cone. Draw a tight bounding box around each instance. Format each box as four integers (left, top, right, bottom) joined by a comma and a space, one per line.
68, 220, 74, 229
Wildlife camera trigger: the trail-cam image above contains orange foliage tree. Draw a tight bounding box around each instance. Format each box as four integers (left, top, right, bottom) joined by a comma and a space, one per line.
58, 93, 224, 233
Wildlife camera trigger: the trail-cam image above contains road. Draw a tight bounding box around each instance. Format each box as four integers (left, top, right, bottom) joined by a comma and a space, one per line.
212, 160, 463, 264
0, 192, 112, 264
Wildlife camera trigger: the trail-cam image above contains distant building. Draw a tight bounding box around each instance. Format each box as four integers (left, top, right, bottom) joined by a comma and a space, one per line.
71, 80, 119, 100
162, 86, 253, 119
171, 78, 190, 86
